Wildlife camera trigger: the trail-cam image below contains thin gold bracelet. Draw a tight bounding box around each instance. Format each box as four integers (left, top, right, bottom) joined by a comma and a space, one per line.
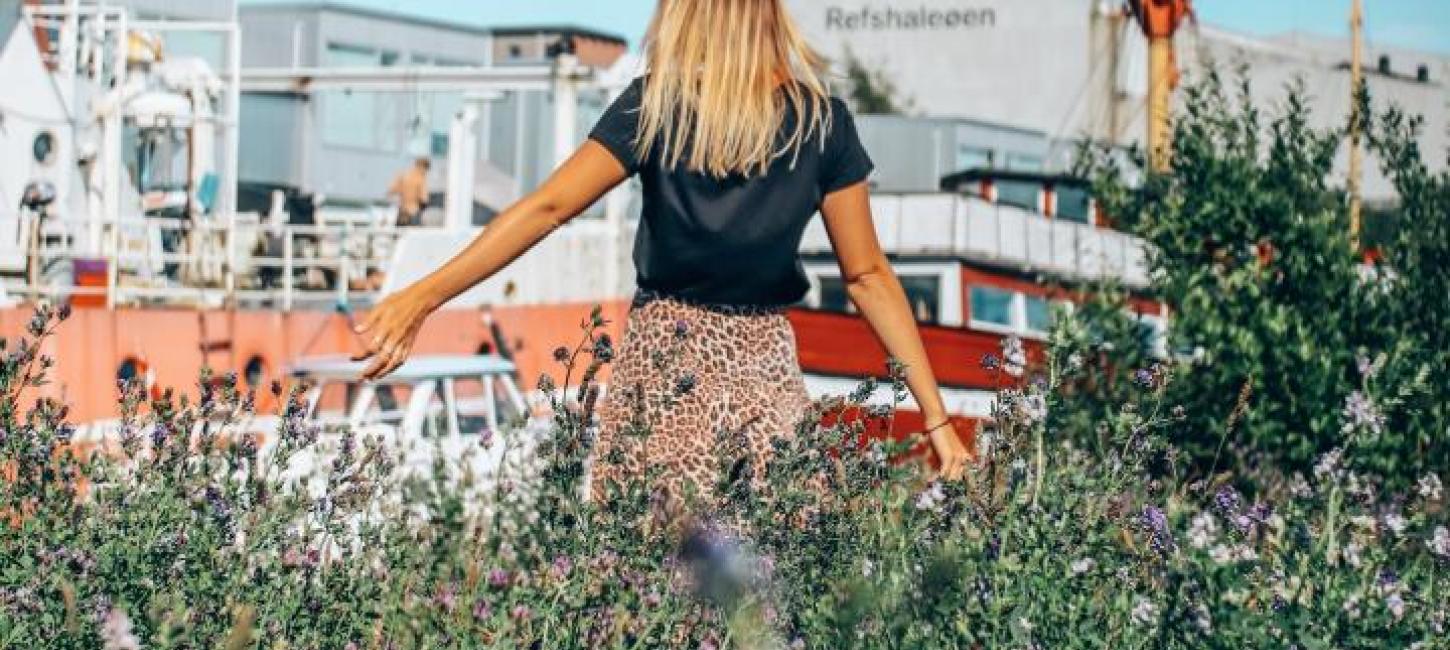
923, 419, 951, 435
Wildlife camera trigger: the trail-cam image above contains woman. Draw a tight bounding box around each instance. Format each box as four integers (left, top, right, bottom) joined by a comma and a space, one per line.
352, 0, 970, 500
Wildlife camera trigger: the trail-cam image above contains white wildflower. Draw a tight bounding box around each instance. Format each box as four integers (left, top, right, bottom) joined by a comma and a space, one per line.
1313, 448, 1343, 481
1001, 336, 1027, 378
1020, 393, 1048, 425
1070, 557, 1095, 575
1418, 474, 1443, 501
1343, 594, 1362, 620
1355, 353, 1384, 379
1383, 513, 1408, 536
1131, 598, 1159, 625
1386, 593, 1407, 620
1289, 473, 1313, 499
1344, 541, 1364, 569
1340, 391, 1385, 437
1209, 543, 1257, 565
1349, 515, 1378, 533
1066, 352, 1084, 371
1428, 526, 1450, 558
1187, 512, 1219, 550
100, 608, 141, 650
862, 559, 874, 578
1192, 602, 1213, 633
915, 482, 946, 512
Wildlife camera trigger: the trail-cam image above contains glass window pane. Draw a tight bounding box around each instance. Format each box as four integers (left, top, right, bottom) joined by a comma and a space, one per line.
996, 179, 1040, 211
1025, 295, 1052, 332
900, 275, 941, 324
816, 276, 854, 314
1056, 185, 1092, 223
323, 44, 382, 149
955, 145, 993, 172
970, 286, 1014, 327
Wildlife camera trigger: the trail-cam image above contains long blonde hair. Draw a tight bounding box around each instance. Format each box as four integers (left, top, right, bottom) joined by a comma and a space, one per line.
638, 0, 833, 178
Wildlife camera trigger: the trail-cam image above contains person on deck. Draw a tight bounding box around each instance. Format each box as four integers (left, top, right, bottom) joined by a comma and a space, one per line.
352, 0, 969, 507
386, 158, 431, 227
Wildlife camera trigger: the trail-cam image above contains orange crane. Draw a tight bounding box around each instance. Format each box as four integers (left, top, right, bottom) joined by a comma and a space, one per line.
1128, 0, 1194, 171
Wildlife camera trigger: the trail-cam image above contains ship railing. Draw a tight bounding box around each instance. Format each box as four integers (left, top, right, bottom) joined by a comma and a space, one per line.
800, 193, 1151, 288
0, 213, 405, 310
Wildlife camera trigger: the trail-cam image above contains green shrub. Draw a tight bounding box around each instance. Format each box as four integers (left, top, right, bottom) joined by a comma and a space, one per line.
1, 307, 1445, 648
1079, 70, 1450, 486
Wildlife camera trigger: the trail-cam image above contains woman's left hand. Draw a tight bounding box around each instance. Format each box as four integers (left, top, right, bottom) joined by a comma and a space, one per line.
351, 286, 439, 380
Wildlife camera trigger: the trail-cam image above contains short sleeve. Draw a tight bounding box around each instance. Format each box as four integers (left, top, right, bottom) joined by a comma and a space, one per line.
819, 98, 875, 195
588, 77, 645, 174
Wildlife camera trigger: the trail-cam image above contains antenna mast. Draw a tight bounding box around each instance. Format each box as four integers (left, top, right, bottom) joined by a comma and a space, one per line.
1348, 0, 1364, 249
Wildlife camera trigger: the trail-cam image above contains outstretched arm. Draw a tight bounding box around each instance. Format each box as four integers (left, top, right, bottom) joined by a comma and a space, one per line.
819, 181, 970, 480
353, 141, 630, 379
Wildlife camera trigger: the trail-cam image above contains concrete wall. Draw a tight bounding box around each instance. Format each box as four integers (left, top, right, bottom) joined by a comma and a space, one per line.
1176, 26, 1449, 200
785, 0, 1448, 199
787, 0, 1096, 138
121, 0, 235, 21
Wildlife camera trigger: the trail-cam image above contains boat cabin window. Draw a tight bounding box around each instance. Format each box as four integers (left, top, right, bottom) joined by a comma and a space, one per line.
812, 274, 941, 324
1024, 295, 1053, 334
900, 275, 942, 324
969, 285, 1015, 329
995, 179, 1041, 211
1055, 185, 1092, 224
814, 276, 856, 315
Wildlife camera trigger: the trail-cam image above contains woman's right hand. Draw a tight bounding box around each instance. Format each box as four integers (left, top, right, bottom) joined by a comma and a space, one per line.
351, 285, 439, 380
929, 422, 970, 480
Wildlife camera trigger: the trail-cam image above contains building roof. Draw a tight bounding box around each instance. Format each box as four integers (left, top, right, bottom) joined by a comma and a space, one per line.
939, 168, 1090, 191
239, 2, 626, 45
289, 354, 517, 383
489, 24, 627, 46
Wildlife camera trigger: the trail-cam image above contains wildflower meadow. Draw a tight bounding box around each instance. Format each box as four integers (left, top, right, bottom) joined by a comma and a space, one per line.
1, 76, 1448, 649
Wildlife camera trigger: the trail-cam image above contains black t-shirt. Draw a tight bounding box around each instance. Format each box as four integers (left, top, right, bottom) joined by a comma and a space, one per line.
588, 77, 874, 307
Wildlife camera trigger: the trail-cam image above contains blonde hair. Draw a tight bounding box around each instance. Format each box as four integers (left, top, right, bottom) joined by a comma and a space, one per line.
639, 0, 833, 178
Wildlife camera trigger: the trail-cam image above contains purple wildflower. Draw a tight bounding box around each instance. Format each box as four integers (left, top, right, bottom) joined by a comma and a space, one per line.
1139, 506, 1175, 556
434, 583, 457, 613
510, 604, 531, 621
1213, 486, 1242, 516
1133, 368, 1156, 388
549, 555, 573, 580
472, 600, 492, 621
487, 568, 511, 589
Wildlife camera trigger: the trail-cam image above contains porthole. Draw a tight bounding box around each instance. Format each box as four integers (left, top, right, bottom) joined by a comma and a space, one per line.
32, 131, 56, 166
243, 355, 266, 389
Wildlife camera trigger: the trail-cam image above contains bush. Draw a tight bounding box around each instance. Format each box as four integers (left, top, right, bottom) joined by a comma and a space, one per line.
1079, 70, 1450, 486
1, 307, 1446, 648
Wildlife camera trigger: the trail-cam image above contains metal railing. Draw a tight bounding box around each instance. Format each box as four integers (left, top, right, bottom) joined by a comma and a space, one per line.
799, 193, 1152, 288
0, 212, 404, 310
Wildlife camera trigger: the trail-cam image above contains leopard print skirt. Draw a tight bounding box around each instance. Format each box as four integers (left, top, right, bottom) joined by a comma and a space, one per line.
590, 290, 812, 503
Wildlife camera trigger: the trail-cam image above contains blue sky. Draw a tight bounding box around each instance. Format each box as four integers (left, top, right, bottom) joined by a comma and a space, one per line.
240, 1, 1450, 55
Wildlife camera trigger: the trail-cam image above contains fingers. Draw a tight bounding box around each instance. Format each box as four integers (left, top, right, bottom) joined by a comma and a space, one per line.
361, 338, 410, 381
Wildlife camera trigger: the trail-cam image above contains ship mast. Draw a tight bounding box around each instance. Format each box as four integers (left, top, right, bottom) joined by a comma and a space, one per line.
1347, 0, 1364, 248
1129, 0, 1193, 172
